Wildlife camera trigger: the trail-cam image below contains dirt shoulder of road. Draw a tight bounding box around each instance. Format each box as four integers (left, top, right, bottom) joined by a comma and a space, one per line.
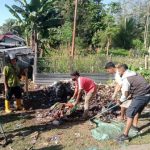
0, 108, 149, 150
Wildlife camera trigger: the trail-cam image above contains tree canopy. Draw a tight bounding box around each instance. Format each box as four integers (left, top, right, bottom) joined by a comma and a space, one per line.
2, 0, 150, 55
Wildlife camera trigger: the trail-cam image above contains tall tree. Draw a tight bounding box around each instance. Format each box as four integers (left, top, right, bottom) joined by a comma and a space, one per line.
0, 19, 22, 35
5, 0, 63, 51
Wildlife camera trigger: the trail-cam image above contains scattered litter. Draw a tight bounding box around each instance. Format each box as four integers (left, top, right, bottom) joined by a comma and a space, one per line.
52, 120, 60, 126
9, 146, 14, 150
15, 124, 21, 129
47, 135, 60, 144
21, 130, 31, 137
86, 147, 100, 150
30, 131, 39, 145
75, 133, 80, 138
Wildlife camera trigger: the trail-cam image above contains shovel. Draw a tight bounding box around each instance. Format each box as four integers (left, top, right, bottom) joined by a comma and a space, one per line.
0, 123, 11, 147
90, 103, 119, 122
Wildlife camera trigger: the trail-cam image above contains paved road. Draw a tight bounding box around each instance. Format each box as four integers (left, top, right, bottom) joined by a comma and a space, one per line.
34, 73, 114, 85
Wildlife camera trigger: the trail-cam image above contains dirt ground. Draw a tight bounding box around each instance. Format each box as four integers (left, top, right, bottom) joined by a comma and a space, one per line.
0, 108, 149, 150
0, 82, 149, 150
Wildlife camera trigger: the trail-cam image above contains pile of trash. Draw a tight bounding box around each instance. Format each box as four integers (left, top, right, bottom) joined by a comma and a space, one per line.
23, 81, 74, 110
35, 99, 78, 124
31, 83, 120, 124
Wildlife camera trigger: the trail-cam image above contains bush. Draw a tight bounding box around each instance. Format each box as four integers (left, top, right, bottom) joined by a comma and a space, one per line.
128, 65, 150, 82
132, 39, 143, 49
109, 48, 129, 56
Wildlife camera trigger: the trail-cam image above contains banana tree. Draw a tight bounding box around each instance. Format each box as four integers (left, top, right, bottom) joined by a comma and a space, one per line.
5, 0, 62, 52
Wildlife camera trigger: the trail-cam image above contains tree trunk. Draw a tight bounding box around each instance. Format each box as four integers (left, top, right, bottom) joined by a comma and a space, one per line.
25, 32, 30, 46
31, 30, 35, 51
144, 3, 150, 49
106, 38, 110, 56
39, 48, 43, 58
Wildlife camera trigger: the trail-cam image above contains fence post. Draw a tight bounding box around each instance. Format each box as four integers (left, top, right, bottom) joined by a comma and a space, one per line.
110, 54, 112, 61
33, 41, 38, 83
145, 55, 149, 69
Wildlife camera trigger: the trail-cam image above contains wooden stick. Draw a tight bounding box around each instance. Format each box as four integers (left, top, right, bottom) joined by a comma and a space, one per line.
25, 69, 28, 96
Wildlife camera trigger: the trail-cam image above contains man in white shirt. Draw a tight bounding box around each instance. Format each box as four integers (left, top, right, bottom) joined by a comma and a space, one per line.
105, 62, 122, 99
116, 64, 150, 142
105, 62, 136, 121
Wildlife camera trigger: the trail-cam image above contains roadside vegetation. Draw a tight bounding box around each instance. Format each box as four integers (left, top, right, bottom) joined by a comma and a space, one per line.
0, 0, 149, 81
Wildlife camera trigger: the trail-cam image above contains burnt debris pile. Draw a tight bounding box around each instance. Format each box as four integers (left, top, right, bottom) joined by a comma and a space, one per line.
23, 81, 74, 110
31, 84, 120, 123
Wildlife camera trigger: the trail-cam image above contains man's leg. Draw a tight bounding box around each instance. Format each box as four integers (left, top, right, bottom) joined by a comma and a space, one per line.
117, 96, 149, 142
119, 100, 132, 121
83, 91, 96, 118
124, 117, 133, 136
83, 93, 93, 118
5, 87, 13, 113
133, 113, 139, 127
118, 107, 126, 121
14, 86, 23, 110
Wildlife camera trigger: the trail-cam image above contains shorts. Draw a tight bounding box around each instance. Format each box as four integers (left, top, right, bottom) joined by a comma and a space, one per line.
6, 86, 22, 101
126, 95, 150, 118
120, 100, 132, 108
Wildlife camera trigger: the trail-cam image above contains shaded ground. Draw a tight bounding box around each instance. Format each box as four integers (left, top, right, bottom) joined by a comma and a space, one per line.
0, 108, 149, 150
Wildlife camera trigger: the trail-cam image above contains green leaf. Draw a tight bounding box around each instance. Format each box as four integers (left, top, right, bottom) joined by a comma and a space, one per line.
5, 4, 22, 22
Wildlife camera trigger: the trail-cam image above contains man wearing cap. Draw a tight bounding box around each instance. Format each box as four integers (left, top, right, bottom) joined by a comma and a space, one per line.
71, 71, 97, 119
3, 53, 23, 113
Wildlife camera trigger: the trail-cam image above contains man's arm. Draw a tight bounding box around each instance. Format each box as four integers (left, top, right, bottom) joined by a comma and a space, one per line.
119, 78, 130, 104
4, 75, 8, 92
112, 83, 122, 99
3, 67, 8, 93
74, 89, 83, 105
113, 72, 122, 99
72, 86, 78, 99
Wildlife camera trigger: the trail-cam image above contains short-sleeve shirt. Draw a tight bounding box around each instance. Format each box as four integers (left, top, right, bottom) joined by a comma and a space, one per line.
75, 77, 96, 94
3, 64, 20, 87
115, 70, 122, 85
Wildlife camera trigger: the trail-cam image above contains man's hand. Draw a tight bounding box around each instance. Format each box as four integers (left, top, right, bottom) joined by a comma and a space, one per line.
117, 100, 122, 106
111, 94, 116, 100
72, 101, 78, 106
70, 97, 75, 100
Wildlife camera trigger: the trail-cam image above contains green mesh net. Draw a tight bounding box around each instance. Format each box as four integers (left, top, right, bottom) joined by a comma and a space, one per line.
91, 119, 138, 141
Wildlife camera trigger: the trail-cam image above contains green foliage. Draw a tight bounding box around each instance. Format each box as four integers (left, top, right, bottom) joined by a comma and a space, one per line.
128, 65, 150, 82
6, 0, 63, 40
4, 0, 147, 56
59, 21, 72, 45
37, 50, 107, 73
76, 0, 106, 49
114, 18, 141, 49
109, 48, 129, 56
0, 19, 22, 35
132, 39, 144, 50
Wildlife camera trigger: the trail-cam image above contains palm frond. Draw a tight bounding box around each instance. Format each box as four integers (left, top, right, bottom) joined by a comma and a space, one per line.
5, 4, 22, 22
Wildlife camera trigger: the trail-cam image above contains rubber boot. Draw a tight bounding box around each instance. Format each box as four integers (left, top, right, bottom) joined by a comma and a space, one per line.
5, 100, 12, 113
16, 99, 23, 110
